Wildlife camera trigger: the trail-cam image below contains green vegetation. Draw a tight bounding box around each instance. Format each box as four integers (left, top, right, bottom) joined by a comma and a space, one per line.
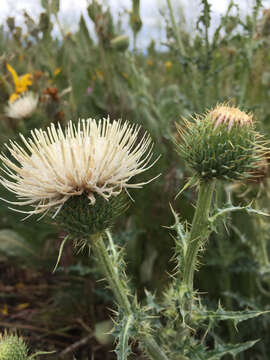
0, 0, 270, 359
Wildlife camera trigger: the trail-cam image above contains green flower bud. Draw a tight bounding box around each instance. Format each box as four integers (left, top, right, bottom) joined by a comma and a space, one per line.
110, 35, 129, 52
87, 1, 102, 22
176, 105, 266, 181
0, 333, 28, 360
130, 0, 142, 34
54, 194, 129, 240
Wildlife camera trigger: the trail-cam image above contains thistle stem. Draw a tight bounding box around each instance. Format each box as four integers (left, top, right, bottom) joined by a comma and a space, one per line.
91, 233, 169, 360
91, 233, 131, 315
182, 180, 216, 293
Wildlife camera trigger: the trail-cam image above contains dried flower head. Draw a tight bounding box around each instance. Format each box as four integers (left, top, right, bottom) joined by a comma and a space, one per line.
0, 332, 28, 360
176, 105, 267, 181
5, 92, 38, 119
0, 118, 157, 222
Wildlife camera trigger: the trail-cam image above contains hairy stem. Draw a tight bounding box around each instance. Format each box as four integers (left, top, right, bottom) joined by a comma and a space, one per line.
166, 0, 186, 56
91, 233, 169, 360
91, 233, 131, 314
166, 0, 199, 110
182, 180, 216, 293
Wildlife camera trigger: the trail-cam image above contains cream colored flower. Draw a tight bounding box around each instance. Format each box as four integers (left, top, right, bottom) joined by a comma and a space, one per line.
0, 118, 158, 217
5, 92, 38, 119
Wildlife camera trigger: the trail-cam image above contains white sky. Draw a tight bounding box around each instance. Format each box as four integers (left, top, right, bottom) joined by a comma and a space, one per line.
1, 0, 270, 48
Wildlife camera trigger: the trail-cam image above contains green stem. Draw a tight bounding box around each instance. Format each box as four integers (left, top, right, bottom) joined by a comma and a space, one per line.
166, 0, 199, 110
238, 2, 261, 107
255, 215, 270, 267
215, 182, 235, 343
91, 233, 131, 314
91, 233, 169, 360
182, 180, 216, 293
166, 0, 186, 56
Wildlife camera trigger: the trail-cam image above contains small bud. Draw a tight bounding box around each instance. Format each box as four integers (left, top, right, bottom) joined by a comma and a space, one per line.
0, 333, 28, 360
110, 35, 129, 52
176, 105, 267, 181
87, 1, 102, 22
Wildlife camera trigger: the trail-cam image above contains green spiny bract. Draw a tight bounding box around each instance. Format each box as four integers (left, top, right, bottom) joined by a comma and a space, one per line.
176, 105, 266, 182
54, 193, 129, 240
0, 333, 28, 360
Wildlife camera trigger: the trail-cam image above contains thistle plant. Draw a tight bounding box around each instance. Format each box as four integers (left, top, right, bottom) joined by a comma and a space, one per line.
145, 104, 269, 359
176, 104, 267, 296
0, 117, 168, 360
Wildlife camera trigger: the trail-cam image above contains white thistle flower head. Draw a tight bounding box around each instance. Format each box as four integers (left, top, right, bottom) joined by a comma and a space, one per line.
5, 92, 38, 119
0, 118, 158, 234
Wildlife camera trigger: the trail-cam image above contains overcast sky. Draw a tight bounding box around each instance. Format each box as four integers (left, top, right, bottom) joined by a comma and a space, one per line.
1, 0, 269, 48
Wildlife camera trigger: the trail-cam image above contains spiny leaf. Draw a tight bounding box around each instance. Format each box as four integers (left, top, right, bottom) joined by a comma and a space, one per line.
209, 202, 269, 222
196, 305, 267, 328
204, 340, 259, 359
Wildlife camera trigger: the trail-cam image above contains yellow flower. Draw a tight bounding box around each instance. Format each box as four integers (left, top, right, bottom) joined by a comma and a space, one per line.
146, 59, 153, 66
165, 61, 172, 70
96, 70, 104, 80
15, 303, 29, 311
1, 304, 8, 316
9, 93, 19, 103
122, 72, 128, 79
7, 63, 32, 103
53, 67, 62, 77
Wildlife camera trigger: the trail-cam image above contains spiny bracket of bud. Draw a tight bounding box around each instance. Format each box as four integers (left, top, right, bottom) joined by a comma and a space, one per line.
176, 105, 267, 182
0, 333, 28, 360
53, 193, 129, 247
51, 193, 129, 272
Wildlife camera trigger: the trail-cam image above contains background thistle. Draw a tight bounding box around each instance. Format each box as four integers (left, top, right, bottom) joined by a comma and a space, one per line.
177, 105, 266, 182
174, 104, 268, 298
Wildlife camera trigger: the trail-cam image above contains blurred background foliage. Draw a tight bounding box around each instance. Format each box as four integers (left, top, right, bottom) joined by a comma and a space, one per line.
0, 0, 270, 358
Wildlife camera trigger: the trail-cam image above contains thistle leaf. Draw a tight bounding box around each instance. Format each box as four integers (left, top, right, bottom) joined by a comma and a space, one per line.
204, 340, 259, 359
209, 202, 269, 222
196, 305, 267, 328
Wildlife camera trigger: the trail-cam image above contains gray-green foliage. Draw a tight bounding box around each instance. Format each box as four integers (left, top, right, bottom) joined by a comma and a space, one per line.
0, 0, 270, 358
